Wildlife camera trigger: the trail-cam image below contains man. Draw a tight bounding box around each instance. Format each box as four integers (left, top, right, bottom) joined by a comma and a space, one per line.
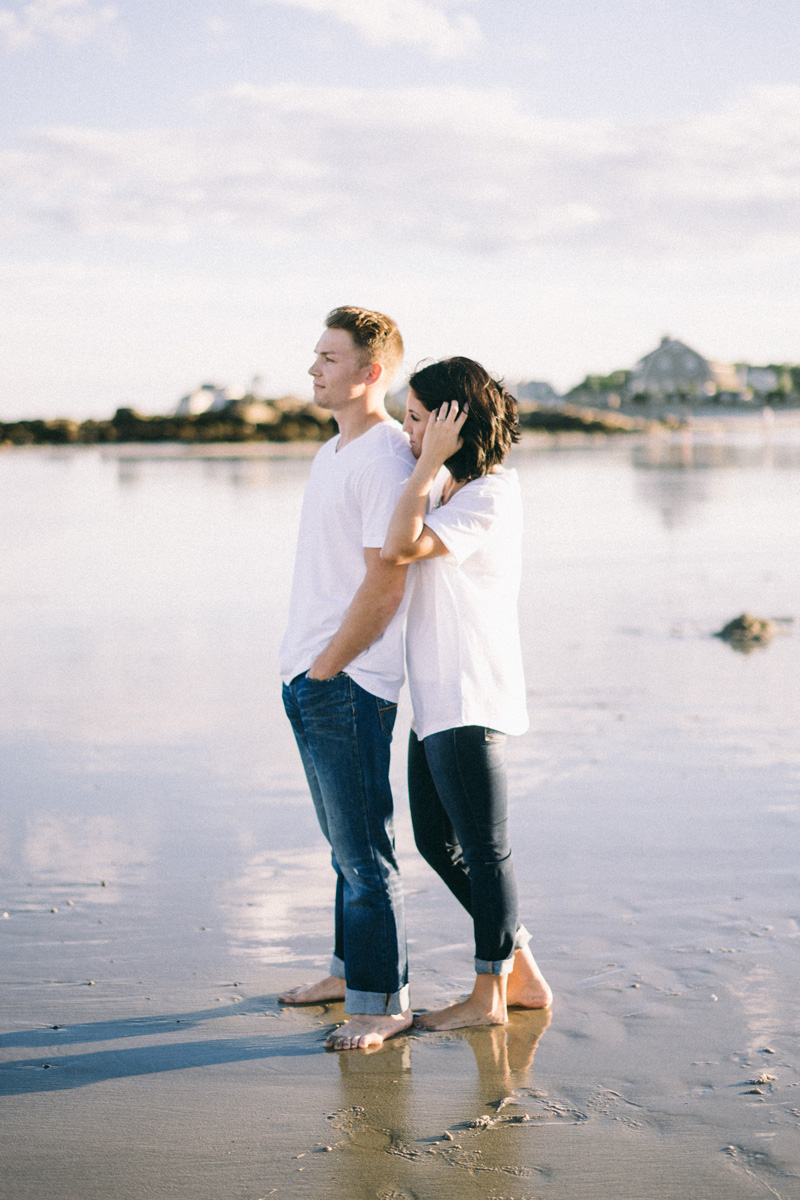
278, 306, 415, 1050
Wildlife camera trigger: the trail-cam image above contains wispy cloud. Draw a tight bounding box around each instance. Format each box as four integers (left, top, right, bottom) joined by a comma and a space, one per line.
1, 84, 798, 259
0, 0, 118, 50
251, 0, 482, 58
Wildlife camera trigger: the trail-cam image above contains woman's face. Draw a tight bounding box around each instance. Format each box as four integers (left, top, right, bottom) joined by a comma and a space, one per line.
402, 388, 432, 459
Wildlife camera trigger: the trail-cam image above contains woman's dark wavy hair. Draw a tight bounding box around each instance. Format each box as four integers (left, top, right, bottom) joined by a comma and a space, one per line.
408, 357, 520, 482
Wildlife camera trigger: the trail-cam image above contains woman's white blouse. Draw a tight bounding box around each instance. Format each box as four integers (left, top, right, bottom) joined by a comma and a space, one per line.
406, 466, 529, 741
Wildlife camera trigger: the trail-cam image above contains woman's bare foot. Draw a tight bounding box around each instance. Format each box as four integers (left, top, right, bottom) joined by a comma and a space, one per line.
325, 1010, 413, 1050
506, 1007, 552, 1072
277, 975, 346, 1005
462, 1010, 551, 1083
415, 973, 507, 1031
415, 998, 507, 1031
505, 946, 552, 1009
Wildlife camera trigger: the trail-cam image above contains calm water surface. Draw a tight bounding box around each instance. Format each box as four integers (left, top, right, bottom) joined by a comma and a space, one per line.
2, 428, 800, 1199
1, 430, 799, 982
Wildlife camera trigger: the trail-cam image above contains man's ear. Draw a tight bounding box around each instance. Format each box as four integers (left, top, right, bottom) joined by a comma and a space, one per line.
364, 361, 384, 387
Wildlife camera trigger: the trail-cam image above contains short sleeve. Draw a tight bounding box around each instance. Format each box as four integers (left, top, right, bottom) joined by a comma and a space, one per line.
424, 474, 513, 565
358, 452, 415, 548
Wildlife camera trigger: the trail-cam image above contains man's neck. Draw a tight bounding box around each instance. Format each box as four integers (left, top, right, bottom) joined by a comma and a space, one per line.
335, 399, 393, 449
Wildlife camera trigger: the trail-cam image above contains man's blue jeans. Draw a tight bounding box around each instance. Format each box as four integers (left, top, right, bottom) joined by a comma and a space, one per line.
282, 671, 409, 1015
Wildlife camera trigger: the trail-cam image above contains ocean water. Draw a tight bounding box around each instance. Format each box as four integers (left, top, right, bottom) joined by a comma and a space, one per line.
2, 428, 800, 1199
1, 429, 798, 981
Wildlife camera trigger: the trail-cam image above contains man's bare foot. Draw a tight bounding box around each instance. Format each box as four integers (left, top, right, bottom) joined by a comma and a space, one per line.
325, 1010, 413, 1050
277, 975, 345, 1005
505, 946, 553, 1009
415, 973, 507, 1031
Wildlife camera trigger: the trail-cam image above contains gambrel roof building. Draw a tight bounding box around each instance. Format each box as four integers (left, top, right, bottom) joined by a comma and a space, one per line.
627, 337, 742, 400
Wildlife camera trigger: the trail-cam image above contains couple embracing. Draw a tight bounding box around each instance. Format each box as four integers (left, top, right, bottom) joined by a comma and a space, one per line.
279, 306, 551, 1051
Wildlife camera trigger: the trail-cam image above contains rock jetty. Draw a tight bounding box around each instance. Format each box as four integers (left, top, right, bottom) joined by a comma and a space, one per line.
1, 397, 673, 447
516, 402, 670, 434
0, 400, 337, 447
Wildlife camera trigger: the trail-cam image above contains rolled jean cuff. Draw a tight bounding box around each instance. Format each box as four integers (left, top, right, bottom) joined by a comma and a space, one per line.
475, 956, 515, 976
345, 983, 410, 1015
330, 955, 346, 980
475, 925, 531, 974
514, 924, 532, 951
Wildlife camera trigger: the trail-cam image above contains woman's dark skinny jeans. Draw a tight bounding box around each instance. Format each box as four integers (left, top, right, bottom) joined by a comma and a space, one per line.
407, 725, 519, 973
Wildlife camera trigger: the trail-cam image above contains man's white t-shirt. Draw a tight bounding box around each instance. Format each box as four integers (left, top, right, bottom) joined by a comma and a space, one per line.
406, 466, 529, 741
280, 420, 416, 702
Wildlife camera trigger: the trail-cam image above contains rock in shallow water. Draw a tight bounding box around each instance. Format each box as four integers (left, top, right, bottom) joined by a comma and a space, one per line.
715, 612, 777, 649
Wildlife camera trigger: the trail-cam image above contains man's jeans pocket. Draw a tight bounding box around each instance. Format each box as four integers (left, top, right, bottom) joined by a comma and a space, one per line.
375, 697, 398, 737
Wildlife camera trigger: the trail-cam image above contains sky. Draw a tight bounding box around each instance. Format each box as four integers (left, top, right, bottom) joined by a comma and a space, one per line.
1, 0, 799, 419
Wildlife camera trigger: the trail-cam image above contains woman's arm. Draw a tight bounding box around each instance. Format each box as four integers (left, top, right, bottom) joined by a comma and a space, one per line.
381, 402, 467, 565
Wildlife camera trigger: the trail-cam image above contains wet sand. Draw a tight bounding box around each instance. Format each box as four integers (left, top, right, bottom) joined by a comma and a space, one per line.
1, 428, 799, 1198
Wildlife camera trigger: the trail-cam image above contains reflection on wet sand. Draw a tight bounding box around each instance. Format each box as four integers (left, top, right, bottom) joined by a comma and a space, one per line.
323, 1010, 553, 1198
19, 814, 144, 890
217, 846, 335, 968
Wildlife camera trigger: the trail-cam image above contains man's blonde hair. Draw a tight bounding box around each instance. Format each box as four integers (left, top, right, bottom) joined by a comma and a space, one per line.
325, 306, 404, 385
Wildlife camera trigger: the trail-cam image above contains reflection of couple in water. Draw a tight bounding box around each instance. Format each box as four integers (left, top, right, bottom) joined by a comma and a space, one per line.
340, 1008, 553, 1084
331, 1010, 553, 1197
279, 307, 551, 1050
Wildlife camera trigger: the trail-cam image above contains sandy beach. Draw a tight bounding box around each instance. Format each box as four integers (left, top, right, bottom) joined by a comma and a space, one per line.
2, 424, 799, 1199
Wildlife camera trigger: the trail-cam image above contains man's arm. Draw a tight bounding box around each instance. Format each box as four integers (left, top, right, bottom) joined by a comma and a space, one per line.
307, 548, 408, 680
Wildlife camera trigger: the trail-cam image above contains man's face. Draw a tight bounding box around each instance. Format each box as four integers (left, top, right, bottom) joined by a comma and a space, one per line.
308, 327, 374, 412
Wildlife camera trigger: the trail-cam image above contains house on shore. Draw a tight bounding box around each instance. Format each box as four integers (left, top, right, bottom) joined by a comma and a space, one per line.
627, 337, 743, 403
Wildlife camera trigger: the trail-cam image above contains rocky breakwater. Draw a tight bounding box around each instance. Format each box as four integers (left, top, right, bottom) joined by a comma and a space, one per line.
0, 397, 337, 447
516, 402, 678, 434
2, 396, 685, 447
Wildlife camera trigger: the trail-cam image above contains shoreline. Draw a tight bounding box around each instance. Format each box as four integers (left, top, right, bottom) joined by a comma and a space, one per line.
2, 407, 799, 460
4, 402, 800, 456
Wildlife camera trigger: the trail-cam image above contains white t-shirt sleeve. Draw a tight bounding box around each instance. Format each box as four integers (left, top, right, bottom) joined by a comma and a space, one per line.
424, 475, 509, 565
357, 452, 415, 548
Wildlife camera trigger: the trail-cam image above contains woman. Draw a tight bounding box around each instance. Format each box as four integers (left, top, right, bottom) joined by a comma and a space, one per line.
382, 357, 551, 1030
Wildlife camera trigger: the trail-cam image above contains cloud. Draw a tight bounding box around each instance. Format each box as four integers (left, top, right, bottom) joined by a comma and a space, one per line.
0, 0, 118, 50
1, 84, 798, 260
251, 0, 482, 58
